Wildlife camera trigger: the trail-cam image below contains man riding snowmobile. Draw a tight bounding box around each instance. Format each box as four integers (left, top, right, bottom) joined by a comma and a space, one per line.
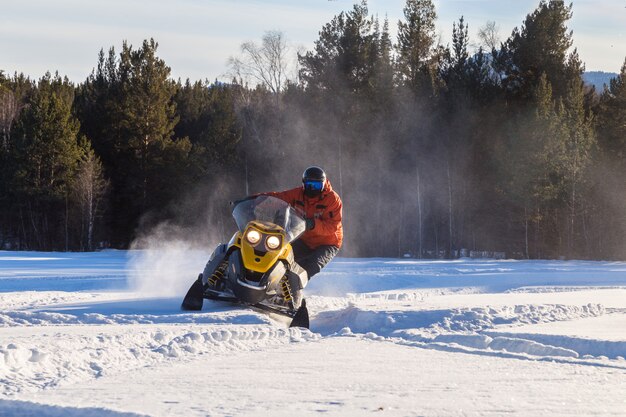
258, 166, 343, 307
181, 166, 342, 328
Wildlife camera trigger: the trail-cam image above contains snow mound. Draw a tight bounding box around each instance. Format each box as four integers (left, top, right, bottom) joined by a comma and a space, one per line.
488, 336, 579, 357
432, 333, 493, 349
484, 331, 626, 359
314, 303, 605, 336
0, 309, 268, 327
0, 325, 319, 395
312, 302, 614, 360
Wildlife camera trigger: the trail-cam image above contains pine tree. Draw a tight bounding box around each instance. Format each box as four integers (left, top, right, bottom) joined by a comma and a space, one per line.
75, 40, 192, 244
501, 74, 561, 258
299, 1, 377, 95
0, 74, 35, 248
0, 76, 18, 247
597, 59, 626, 159
298, 2, 415, 256
554, 77, 596, 256
297, 0, 379, 171
174, 80, 241, 179
12, 73, 83, 249
589, 58, 626, 258
450, 17, 469, 76
75, 47, 120, 169
117, 39, 186, 209
441, 17, 473, 102
498, 0, 576, 100
373, 16, 395, 104
396, 0, 438, 94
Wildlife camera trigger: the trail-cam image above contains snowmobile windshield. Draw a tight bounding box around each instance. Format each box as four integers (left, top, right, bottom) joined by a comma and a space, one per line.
232, 195, 307, 243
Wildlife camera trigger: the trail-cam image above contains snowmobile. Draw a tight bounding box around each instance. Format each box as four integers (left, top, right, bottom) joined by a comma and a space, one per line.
181, 195, 310, 328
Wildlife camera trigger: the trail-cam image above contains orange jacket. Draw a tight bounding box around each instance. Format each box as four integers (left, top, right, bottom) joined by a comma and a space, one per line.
265, 180, 343, 249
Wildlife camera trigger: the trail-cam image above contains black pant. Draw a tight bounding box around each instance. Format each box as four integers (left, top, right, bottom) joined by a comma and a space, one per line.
291, 240, 339, 279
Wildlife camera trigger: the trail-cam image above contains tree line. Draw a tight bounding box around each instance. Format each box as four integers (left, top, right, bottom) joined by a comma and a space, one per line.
0, 0, 624, 259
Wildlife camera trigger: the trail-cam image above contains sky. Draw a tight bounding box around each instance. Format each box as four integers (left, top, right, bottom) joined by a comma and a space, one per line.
1, 0, 625, 84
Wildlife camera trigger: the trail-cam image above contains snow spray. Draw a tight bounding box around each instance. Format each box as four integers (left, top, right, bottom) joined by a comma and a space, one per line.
126, 222, 211, 297
125, 181, 236, 297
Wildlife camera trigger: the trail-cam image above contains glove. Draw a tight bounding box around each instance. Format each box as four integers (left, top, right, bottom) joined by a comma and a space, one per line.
305, 218, 315, 230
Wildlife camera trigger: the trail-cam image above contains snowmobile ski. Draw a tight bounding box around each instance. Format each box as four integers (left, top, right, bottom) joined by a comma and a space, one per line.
288, 299, 309, 329
181, 275, 204, 311
207, 292, 310, 329
182, 282, 310, 329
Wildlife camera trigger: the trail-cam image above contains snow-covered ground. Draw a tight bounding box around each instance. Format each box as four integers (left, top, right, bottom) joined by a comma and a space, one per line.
1, 250, 625, 416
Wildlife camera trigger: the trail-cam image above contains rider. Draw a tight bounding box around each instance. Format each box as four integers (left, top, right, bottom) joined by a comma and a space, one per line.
265, 166, 343, 278
260, 166, 343, 307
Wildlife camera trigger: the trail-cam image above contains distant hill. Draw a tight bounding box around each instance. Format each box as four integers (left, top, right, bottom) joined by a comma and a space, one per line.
583, 71, 618, 92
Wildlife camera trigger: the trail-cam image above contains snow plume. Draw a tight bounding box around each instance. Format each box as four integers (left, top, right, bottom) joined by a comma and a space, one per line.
126, 182, 238, 297
126, 226, 208, 297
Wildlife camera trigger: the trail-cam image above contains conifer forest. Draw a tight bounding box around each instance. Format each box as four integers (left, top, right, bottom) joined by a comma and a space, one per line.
0, 0, 624, 260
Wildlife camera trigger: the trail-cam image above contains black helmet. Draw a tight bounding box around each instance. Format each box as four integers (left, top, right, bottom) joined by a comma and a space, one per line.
302, 166, 326, 183
302, 166, 326, 197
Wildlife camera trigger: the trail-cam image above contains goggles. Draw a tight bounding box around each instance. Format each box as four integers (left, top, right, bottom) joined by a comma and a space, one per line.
304, 180, 324, 191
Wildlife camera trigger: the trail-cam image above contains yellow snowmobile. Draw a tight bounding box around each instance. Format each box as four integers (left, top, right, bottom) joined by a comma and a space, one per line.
181, 195, 309, 328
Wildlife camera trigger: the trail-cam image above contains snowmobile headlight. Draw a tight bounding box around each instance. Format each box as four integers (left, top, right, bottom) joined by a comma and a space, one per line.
246, 229, 261, 245
265, 235, 281, 250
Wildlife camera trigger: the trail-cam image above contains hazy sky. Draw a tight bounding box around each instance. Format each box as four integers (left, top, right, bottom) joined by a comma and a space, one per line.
1, 0, 624, 83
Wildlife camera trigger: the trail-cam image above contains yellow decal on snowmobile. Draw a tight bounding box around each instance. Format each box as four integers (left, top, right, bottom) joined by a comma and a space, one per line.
239, 221, 293, 273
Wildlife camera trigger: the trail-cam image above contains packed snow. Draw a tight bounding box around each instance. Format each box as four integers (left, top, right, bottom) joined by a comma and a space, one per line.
1, 250, 625, 416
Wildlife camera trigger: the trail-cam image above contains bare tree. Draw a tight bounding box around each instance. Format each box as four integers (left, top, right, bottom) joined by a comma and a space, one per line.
228, 31, 297, 194
416, 165, 423, 258
228, 30, 295, 94
72, 148, 109, 250
477, 21, 500, 51
0, 88, 19, 150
